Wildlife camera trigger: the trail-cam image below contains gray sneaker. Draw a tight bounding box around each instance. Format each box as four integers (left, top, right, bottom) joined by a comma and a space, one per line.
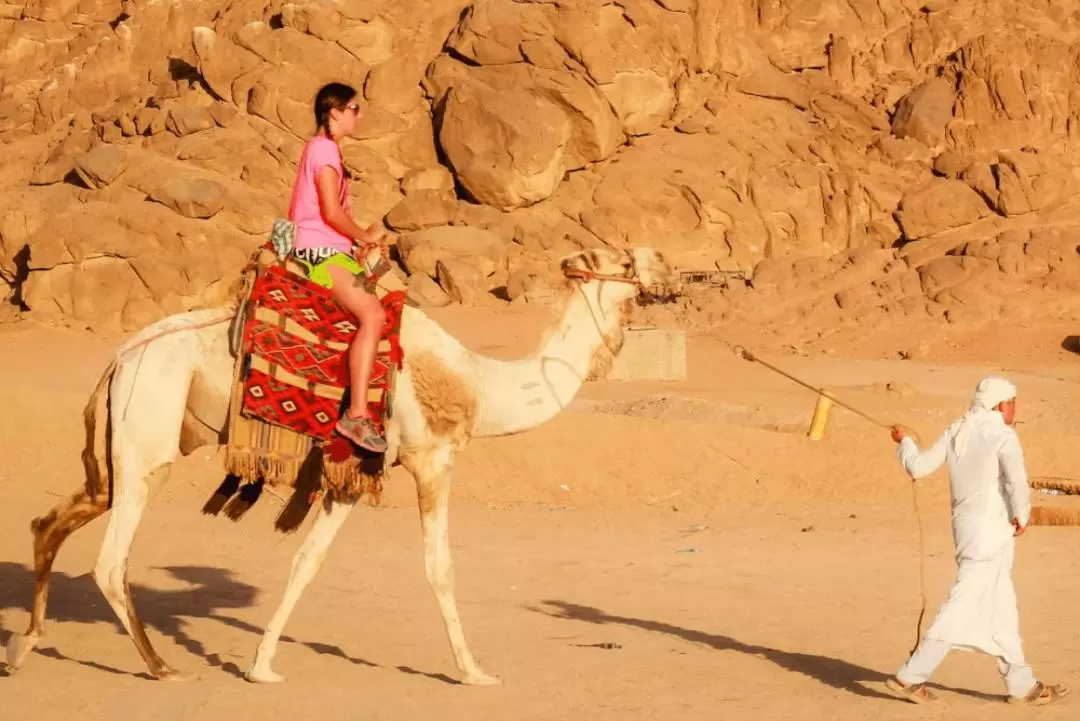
336, 414, 387, 453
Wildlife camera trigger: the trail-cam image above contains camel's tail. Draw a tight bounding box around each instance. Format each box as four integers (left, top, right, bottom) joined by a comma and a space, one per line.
78, 357, 118, 509
26, 356, 115, 535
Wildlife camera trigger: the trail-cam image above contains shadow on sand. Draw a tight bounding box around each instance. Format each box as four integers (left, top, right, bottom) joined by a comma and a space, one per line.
0, 562, 455, 684
531, 600, 1002, 704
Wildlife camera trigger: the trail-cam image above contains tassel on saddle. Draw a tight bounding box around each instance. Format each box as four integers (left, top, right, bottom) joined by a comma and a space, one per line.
201, 475, 264, 522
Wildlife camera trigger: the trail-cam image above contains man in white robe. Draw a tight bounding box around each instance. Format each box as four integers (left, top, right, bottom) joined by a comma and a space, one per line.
885, 376, 1068, 706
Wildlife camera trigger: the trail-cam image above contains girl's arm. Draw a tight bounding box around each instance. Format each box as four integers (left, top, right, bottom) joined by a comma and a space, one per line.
316, 166, 382, 246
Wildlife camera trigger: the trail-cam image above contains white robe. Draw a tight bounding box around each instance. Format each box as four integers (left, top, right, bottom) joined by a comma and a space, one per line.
897, 409, 1032, 659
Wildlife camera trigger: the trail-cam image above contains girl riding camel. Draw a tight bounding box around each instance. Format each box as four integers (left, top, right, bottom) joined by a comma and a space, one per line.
288, 82, 388, 453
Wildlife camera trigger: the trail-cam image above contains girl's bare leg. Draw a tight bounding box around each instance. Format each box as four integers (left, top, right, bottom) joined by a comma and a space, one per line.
326, 264, 387, 452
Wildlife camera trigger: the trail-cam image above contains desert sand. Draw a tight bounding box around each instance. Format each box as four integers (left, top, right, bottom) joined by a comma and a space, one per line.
2, 303, 1079, 719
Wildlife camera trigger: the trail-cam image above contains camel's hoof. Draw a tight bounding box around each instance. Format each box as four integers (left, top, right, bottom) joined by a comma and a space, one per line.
245, 665, 286, 684
462, 672, 502, 686
4, 632, 37, 671
156, 668, 194, 682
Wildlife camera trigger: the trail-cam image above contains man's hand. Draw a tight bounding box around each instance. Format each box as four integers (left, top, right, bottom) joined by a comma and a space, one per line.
1012, 518, 1027, 537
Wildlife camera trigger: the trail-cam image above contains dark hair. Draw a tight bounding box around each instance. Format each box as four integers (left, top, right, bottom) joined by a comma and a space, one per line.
314, 82, 357, 136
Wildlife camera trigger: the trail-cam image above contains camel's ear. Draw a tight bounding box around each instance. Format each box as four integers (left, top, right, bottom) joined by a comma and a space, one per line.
559, 250, 593, 274
584, 250, 602, 272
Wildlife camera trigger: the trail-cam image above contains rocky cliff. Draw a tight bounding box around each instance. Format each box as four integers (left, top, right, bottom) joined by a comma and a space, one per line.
2, 0, 1080, 344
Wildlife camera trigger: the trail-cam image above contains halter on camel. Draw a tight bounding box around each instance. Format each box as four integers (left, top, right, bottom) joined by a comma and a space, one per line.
562, 249, 643, 287
561, 249, 675, 304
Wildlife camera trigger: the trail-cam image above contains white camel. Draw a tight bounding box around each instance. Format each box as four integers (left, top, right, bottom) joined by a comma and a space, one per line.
4, 247, 677, 684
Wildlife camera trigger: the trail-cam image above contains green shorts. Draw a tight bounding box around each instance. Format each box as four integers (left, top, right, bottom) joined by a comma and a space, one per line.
293, 248, 365, 290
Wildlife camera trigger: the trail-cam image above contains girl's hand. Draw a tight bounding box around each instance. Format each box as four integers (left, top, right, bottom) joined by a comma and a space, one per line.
364, 225, 385, 245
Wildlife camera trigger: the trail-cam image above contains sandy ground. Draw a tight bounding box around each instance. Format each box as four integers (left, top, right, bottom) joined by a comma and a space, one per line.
2, 303, 1080, 719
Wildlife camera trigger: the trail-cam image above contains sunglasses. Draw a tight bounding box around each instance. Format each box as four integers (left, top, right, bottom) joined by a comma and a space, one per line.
344, 103, 360, 113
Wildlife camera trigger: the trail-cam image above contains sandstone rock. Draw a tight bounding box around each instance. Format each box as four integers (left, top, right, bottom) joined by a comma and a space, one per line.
891, 77, 955, 147
384, 190, 457, 232
674, 109, 714, 135
834, 284, 880, 310
505, 269, 542, 300
876, 135, 928, 163
208, 101, 238, 127
148, 177, 226, 219
397, 225, 506, 279
918, 256, 972, 296
750, 258, 796, 292
993, 163, 1031, 216
425, 58, 625, 171
191, 27, 265, 107
400, 166, 455, 197
438, 82, 571, 210
74, 145, 128, 189
166, 107, 216, 136
600, 70, 677, 136
436, 256, 490, 304
736, 63, 810, 110
896, 179, 992, 240
30, 130, 95, 186
134, 107, 162, 135
932, 151, 971, 178
406, 272, 452, 309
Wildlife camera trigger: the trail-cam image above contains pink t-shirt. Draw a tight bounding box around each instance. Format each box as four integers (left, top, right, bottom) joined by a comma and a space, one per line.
288, 135, 353, 252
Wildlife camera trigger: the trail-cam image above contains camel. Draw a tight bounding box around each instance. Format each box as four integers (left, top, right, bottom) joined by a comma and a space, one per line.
4, 246, 678, 684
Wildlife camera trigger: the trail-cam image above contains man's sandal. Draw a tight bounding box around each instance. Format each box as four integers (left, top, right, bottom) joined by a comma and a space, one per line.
885, 677, 939, 704
1008, 682, 1070, 706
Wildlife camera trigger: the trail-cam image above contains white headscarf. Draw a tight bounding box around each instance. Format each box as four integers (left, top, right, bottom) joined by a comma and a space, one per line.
950, 376, 1017, 455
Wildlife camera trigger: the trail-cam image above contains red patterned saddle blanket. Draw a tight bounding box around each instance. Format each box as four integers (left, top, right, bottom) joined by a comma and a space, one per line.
236, 248, 407, 442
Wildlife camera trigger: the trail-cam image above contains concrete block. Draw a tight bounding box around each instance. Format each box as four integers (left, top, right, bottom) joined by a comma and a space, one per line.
607, 326, 687, 381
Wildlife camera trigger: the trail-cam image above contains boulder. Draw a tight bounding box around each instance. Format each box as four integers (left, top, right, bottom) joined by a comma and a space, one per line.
384, 190, 458, 232
896, 179, 992, 240
396, 225, 506, 278
891, 78, 956, 148
148, 177, 226, 219
74, 145, 128, 189
400, 165, 456, 197
406, 272, 453, 308
505, 268, 542, 300
436, 256, 490, 304
166, 107, 216, 136
438, 82, 571, 210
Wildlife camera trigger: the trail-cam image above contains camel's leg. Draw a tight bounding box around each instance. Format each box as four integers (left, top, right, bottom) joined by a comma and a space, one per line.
404, 448, 500, 686
246, 499, 355, 684
5, 490, 109, 671
91, 463, 184, 680
91, 353, 193, 680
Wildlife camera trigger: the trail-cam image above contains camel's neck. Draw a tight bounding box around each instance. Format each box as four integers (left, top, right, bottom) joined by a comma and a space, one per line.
472, 282, 631, 437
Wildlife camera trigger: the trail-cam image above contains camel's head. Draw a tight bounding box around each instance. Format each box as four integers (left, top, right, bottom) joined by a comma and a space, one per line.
559, 248, 679, 305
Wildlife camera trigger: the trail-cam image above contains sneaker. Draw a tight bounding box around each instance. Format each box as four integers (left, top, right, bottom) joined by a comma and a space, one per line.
336, 414, 388, 453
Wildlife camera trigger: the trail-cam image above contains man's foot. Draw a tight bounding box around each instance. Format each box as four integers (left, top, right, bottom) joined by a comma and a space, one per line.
885, 676, 939, 704
1008, 681, 1070, 706
336, 413, 387, 453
